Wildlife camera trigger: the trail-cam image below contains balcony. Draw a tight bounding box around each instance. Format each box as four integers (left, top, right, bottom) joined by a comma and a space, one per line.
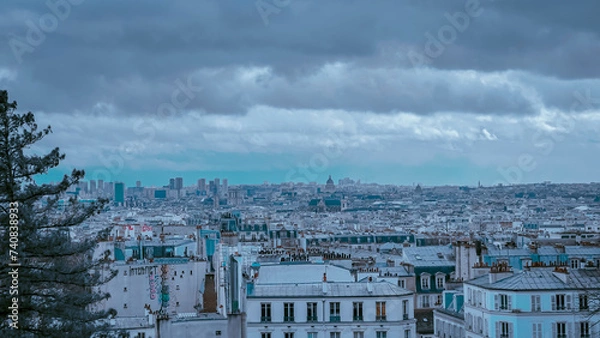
556, 335, 567, 338
306, 316, 318, 322
376, 315, 387, 321
403, 314, 409, 320
283, 316, 295, 322
581, 335, 591, 338
353, 316, 363, 321
260, 316, 271, 322
329, 315, 341, 322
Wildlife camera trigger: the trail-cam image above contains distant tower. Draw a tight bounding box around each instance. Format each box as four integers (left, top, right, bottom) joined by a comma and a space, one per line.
136, 180, 142, 188
175, 177, 183, 190
222, 178, 228, 195
169, 178, 175, 190
214, 178, 220, 195
198, 178, 206, 192
114, 182, 125, 205
325, 175, 335, 193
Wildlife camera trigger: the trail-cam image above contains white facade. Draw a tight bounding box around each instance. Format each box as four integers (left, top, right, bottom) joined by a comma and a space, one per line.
247, 280, 416, 338
97, 259, 207, 317
463, 267, 600, 338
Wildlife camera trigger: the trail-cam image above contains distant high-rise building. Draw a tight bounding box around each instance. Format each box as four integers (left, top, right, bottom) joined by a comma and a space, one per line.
214, 178, 220, 195
89, 180, 97, 194
175, 177, 183, 190
209, 180, 216, 195
105, 182, 114, 197
198, 178, 206, 192
114, 182, 125, 203
169, 178, 175, 190
222, 178, 228, 194
98, 179, 104, 192
136, 180, 141, 188
79, 181, 88, 194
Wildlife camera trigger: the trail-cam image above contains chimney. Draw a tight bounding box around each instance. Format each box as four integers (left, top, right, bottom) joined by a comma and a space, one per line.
322, 272, 328, 294
488, 262, 514, 284
552, 266, 569, 284
367, 276, 373, 293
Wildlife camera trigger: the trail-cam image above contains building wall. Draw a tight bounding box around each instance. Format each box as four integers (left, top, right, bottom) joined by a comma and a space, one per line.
246, 295, 416, 338
98, 260, 207, 317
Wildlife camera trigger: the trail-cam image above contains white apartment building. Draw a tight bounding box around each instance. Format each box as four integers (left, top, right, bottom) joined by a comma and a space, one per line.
246, 263, 416, 338
463, 263, 600, 338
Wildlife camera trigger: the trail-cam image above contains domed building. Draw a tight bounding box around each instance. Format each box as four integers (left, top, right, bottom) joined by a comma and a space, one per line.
325, 175, 335, 193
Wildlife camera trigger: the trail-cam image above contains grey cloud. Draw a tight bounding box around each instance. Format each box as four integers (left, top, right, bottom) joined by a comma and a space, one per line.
1, 0, 599, 116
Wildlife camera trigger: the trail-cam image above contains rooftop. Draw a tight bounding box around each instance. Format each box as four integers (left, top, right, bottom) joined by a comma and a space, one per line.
248, 281, 412, 298
466, 268, 600, 291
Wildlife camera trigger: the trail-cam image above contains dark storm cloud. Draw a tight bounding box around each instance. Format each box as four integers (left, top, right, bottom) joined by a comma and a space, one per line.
1, 0, 599, 116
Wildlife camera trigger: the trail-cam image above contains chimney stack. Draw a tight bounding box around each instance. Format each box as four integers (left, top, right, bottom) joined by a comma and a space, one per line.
322, 272, 328, 294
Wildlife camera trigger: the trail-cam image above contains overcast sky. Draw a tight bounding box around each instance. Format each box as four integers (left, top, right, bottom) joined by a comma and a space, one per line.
1, 0, 600, 187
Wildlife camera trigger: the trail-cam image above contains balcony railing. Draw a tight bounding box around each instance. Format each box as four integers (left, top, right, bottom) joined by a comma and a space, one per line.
581, 334, 591, 338
329, 315, 341, 322
353, 316, 363, 321
403, 314, 409, 320
260, 316, 271, 322
283, 316, 295, 322
376, 315, 387, 321
306, 316, 318, 322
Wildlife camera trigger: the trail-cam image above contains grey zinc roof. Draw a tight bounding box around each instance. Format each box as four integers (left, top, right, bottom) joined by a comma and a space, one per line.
466, 269, 600, 291
402, 246, 454, 267
248, 281, 412, 298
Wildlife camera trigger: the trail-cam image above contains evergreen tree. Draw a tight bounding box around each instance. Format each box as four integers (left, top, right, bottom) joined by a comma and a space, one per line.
0, 90, 117, 337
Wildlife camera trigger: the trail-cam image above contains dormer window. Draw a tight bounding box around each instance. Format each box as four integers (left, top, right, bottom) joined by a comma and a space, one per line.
421, 273, 431, 290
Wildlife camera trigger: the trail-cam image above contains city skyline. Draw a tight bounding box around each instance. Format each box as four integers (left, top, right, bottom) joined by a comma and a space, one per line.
2, 1, 600, 189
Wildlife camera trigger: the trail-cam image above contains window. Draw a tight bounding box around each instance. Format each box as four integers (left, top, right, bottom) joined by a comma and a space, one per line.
284, 302, 295, 322
260, 303, 271, 322
531, 295, 541, 312
579, 294, 589, 310
124, 303, 127, 309
402, 299, 409, 320
376, 301, 386, 321
261, 333, 271, 338
581, 321, 590, 338
421, 295, 430, 308
353, 332, 364, 338
554, 322, 566, 338
436, 275, 445, 289
330, 333, 340, 338
500, 294, 511, 310
307, 302, 318, 322
404, 329, 411, 338
435, 294, 442, 306
571, 259, 579, 269
136, 333, 145, 338
284, 333, 294, 338
376, 331, 387, 338
123, 287, 127, 292
495, 294, 511, 311
398, 279, 405, 288
353, 302, 363, 321
552, 294, 571, 311
307, 333, 318, 338
421, 274, 430, 289
532, 323, 542, 338
329, 302, 340, 322
496, 321, 513, 338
